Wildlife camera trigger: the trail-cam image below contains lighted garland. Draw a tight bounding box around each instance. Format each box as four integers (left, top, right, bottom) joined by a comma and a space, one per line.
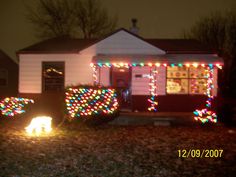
90, 62, 222, 69
148, 66, 158, 112
90, 62, 222, 114
90, 63, 99, 85
193, 65, 217, 123
0, 97, 34, 117
65, 87, 119, 118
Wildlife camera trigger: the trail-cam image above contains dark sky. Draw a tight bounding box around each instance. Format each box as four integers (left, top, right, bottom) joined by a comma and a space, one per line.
0, 0, 235, 61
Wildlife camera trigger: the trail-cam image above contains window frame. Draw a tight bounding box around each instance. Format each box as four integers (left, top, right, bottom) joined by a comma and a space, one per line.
166, 66, 208, 95
42, 62, 65, 92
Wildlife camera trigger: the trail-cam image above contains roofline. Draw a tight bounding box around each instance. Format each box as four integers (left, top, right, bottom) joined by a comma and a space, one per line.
17, 28, 218, 55
166, 51, 216, 54
17, 51, 80, 55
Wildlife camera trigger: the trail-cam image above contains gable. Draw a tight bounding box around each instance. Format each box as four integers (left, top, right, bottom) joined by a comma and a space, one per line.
80, 29, 166, 55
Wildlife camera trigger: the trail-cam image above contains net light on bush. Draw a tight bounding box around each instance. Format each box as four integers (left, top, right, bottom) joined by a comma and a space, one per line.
65, 87, 119, 118
0, 97, 34, 117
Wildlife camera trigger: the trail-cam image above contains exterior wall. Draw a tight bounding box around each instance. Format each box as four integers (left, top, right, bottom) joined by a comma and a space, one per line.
131, 66, 166, 95
0, 58, 18, 98
131, 66, 218, 96
213, 68, 218, 96
132, 95, 215, 112
19, 30, 165, 94
18, 29, 221, 113
131, 66, 150, 95
130, 67, 219, 112
19, 54, 94, 93
99, 67, 110, 86
80, 30, 165, 55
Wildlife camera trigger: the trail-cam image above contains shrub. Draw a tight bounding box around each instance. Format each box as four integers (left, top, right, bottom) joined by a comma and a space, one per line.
64, 85, 119, 125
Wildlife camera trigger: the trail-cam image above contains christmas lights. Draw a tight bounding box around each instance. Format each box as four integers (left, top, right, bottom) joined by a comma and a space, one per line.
65, 87, 119, 118
90, 63, 98, 85
90, 62, 222, 68
90, 62, 222, 114
193, 65, 217, 123
0, 97, 34, 117
148, 67, 158, 112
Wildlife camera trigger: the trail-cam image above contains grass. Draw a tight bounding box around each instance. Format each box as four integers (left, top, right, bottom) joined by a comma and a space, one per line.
0, 117, 235, 177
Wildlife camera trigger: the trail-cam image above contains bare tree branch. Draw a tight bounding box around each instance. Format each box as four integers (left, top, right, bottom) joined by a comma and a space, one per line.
73, 0, 117, 39
185, 10, 236, 95
25, 0, 117, 39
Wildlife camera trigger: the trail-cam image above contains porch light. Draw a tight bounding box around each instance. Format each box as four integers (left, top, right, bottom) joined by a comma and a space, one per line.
216, 63, 222, 69
193, 63, 199, 68
185, 63, 190, 67
119, 62, 124, 67
25, 116, 52, 136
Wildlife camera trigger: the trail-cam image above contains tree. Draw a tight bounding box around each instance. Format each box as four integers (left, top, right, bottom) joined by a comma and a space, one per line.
185, 11, 236, 96
25, 0, 117, 39
73, 0, 117, 39
26, 0, 75, 38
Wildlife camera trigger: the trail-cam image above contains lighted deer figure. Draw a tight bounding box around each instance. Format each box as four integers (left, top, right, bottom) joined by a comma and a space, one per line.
25, 116, 52, 135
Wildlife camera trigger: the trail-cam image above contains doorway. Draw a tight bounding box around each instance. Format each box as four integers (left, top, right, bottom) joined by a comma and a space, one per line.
111, 67, 131, 109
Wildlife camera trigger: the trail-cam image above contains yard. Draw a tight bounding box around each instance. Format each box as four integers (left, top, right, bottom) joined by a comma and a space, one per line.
0, 118, 235, 177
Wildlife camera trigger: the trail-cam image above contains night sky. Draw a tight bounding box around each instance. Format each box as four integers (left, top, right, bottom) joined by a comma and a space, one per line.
0, 0, 235, 61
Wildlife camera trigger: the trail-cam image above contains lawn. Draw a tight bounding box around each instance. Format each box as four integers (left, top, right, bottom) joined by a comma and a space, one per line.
0, 118, 235, 177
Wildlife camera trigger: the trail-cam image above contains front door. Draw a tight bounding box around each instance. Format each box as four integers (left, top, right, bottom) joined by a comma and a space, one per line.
42, 62, 65, 92
111, 67, 131, 109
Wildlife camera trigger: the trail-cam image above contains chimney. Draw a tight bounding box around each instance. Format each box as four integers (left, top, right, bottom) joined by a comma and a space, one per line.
130, 18, 139, 35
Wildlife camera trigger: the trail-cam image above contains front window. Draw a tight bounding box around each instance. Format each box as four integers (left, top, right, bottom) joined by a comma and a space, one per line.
42, 62, 65, 92
166, 66, 207, 94
0, 69, 8, 87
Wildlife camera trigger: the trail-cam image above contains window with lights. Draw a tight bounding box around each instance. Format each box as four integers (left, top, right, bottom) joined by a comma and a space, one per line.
166, 66, 208, 94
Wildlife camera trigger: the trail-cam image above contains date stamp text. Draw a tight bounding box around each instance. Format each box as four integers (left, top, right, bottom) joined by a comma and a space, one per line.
178, 149, 223, 158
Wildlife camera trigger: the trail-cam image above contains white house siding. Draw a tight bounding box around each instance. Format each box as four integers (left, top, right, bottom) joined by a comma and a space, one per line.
156, 67, 166, 95
213, 68, 218, 97
19, 54, 94, 93
99, 67, 110, 86
80, 30, 166, 55
131, 66, 166, 95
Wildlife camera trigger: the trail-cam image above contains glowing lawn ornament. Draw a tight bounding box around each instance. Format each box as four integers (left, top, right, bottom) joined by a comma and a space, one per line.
25, 116, 52, 135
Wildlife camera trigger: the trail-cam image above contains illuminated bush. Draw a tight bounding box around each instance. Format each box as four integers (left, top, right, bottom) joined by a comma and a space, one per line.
65, 85, 119, 122
0, 97, 34, 117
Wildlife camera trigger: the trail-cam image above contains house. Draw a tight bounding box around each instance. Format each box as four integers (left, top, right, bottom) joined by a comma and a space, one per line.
17, 28, 223, 112
0, 50, 18, 98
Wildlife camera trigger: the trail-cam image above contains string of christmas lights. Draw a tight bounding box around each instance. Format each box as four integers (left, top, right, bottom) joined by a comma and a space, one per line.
90, 63, 99, 85
90, 62, 222, 68
148, 66, 158, 112
193, 65, 217, 123
65, 87, 119, 118
90, 62, 222, 114
0, 97, 34, 117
